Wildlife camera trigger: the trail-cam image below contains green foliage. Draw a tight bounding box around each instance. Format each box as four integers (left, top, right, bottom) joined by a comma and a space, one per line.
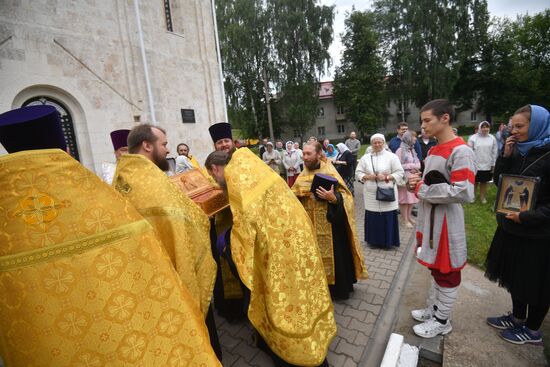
333, 10, 386, 136
470, 10, 550, 120
374, 0, 490, 109
215, 0, 334, 138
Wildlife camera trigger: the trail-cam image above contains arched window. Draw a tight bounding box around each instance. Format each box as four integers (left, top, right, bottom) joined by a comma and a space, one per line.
22, 96, 80, 161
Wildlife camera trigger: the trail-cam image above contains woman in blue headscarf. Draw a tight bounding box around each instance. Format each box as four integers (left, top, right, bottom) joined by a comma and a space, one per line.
325, 143, 338, 162
485, 105, 550, 345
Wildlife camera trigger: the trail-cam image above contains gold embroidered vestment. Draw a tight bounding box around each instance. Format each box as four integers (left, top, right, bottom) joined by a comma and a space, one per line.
0, 149, 220, 366
113, 154, 217, 315
225, 148, 336, 366
292, 160, 368, 284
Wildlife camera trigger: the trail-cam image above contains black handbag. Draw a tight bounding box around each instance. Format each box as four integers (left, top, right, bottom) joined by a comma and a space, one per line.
371, 155, 396, 202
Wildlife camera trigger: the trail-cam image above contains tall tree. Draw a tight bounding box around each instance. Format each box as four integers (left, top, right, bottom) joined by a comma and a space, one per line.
333, 10, 386, 135
215, 0, 269, 137
374, 0, 490, 109
473, 10, 550, 121
216, 0, 334, 139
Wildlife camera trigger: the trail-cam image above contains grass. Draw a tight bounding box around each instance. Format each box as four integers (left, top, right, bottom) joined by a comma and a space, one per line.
463, 184, 498, 269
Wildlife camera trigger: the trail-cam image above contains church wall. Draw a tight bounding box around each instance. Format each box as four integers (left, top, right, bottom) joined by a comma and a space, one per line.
0, 0, 226, 171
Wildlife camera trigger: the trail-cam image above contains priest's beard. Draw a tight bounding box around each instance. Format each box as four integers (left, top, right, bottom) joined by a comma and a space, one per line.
216, 177, 227, 193
152, 147, 170, 171
304, 159, 321, 171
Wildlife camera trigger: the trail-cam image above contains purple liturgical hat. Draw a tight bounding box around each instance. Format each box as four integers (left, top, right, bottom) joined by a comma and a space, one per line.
208, 122, 232, 143
110, 129, 130, 151
0, 105, 66, 153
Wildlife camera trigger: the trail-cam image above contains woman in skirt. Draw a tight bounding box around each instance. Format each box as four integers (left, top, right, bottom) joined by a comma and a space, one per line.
396, 131, 421, 228
468, 121, 498, 203
485, 105, 550, 345
355, 134, 404, 249
334, 143, 356, 195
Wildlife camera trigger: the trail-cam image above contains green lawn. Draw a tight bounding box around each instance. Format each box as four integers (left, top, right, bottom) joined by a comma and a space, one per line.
463, 184, 498, 269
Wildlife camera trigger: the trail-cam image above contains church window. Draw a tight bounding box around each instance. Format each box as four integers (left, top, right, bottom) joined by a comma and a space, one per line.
164, 0, 173, 32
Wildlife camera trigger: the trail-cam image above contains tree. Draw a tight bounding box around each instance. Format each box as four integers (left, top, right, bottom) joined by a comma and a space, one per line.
216, 0, 334, 139
374, 0, 490, 108
333, 10, 387, 135
472, 10, 550, 121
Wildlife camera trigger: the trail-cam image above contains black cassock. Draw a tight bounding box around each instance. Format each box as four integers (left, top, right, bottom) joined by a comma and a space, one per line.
326, 192, 357, 300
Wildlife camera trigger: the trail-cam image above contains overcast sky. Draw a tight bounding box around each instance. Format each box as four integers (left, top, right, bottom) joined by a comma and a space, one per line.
319, 0, 549, 81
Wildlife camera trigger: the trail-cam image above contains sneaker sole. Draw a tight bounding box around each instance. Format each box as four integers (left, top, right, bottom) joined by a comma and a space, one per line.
500, 334, 543, 346
413, 325, 453, 338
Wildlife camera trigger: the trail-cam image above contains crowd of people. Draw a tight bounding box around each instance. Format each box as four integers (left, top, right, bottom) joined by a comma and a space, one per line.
0, 97, 548, 366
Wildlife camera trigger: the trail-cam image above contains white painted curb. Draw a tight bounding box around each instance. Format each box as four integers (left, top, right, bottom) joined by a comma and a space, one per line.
381, 333, 404, 367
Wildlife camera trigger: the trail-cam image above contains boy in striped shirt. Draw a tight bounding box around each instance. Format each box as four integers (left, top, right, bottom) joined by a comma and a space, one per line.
407, 99, 476, 338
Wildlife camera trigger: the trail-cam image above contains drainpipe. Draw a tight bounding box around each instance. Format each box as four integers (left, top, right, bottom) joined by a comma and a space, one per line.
134, 0, 157, 125
211, 0, 228, 122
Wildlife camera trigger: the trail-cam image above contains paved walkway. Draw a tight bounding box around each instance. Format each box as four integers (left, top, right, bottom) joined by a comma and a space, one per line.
214, 183, 415, 366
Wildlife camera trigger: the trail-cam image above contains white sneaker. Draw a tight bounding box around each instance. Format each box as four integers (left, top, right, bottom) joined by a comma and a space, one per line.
413, 318, 453, 338
411, 307, 433, 322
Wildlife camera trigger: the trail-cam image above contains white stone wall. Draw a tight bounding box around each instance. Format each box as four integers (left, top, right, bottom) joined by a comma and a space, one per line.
0, 0, 226, 171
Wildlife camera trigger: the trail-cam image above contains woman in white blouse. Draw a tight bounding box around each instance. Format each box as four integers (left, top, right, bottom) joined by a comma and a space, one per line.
282, 140, 301, 187
468, 121, 498, 203
356, 134, 404, 249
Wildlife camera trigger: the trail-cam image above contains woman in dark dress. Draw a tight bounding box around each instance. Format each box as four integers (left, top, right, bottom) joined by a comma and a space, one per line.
485, 105, 550, 345
334, 143, 355, 195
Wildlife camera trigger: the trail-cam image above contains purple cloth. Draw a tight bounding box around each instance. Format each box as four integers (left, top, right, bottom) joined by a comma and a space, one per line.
216, 230, 228, 255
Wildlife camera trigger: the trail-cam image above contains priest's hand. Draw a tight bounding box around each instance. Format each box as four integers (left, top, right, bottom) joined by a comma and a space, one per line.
316, 185, 337, 203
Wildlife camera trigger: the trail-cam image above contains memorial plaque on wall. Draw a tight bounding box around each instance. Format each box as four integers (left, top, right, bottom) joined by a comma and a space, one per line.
181, 109, 196, 123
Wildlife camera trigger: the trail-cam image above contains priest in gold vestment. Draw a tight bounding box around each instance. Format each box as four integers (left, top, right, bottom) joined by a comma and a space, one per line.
205, 148, 336, 367
292, 142, 368, 300
112, 124, 221, 358
0, 106, 220, 366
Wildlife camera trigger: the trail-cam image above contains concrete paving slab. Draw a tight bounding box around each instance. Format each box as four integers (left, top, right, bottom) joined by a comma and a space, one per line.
394, 261, 444, 364
444, 265, 547, 367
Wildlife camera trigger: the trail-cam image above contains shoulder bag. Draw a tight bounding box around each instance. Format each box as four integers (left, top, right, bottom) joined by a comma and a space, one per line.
371, 155, 395, 202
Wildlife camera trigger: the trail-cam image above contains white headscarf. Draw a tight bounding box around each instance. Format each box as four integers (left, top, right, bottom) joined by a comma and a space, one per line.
477, 121, 491, 136
369, 133, 388, 154
285, 140, 295, 153
336, 143, 349, 160
336, 142, 349, 153
370, 133, 386, 144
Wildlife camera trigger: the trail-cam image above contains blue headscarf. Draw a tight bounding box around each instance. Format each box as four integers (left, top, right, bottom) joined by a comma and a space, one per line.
517, 105, 550, 156
325, 144, 338, 158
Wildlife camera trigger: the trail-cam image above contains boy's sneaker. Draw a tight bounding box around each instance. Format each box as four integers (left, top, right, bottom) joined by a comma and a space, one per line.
411, 307, 433, 322
500, 325, 543, 345
487, 313, 523, 330
413, 318, 453, 338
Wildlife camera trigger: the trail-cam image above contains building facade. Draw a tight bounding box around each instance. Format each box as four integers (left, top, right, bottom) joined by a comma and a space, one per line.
281, 81, 481, 143
0, 0, 227, 172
